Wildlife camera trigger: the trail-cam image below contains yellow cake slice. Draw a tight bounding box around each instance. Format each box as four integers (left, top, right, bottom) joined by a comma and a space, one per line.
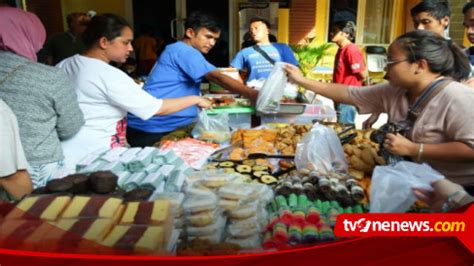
101, 225, 165, 254
60, 196, 123, 222
54, 218, 114, 243
119, 199, 171, 225
0, 219, 54, 251
5, 195, 72, 221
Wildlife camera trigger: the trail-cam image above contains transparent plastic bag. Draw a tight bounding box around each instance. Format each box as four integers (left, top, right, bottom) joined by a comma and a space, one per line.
370, 161, 445, 213
295, 124, 348, 174
192, 110, 231, 143
256, 62, 287, 114
183, 194, 218, 214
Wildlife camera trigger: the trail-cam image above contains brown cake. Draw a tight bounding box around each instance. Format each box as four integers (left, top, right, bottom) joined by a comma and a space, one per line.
123, 188, 153, 202
46, 178, 74, 193
89, 171, 118, 194
64, 174, 90, 194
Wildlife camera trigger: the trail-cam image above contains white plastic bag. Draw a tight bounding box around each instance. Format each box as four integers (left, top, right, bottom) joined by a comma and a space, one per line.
369, 161, 445, 213
295, 124, 348, 174
256, 62, 287, 114
192, 110, 230, 143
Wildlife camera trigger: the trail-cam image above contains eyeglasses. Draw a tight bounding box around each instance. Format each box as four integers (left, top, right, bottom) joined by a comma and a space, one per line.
383, 58, 409, 68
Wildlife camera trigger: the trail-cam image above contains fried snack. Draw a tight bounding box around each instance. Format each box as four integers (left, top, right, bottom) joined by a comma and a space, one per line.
348, 169, 365, 180
229, 148, 246, 161
360, 147, 375, 166
349, 155, 373, 173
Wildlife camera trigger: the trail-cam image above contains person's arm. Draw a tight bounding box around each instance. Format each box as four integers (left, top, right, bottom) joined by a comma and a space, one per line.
283, 64, 355, 105
0, 170, 32, 200
384, 134, 474, 162
362, 113, 380, 129
53, 73, 85, 140
205, 70, 258, 102
413, 179, 473, 212
154, 96, 211, 115
0, 102, 33, 200
356, 70, 367, 81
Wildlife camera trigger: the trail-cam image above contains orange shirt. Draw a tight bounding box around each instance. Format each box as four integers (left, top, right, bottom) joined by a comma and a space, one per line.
133, 35, 157, 61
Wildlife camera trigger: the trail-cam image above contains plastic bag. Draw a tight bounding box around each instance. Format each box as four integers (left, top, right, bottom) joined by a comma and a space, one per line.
256, 62, 287, 114
192, 110, 230, 143
295, 124, 348, 174
370, 161, 445, 213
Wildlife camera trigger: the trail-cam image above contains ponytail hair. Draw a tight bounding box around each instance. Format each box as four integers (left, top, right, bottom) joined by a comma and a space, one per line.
82, 13, 131, 48
395, 30, 470, 81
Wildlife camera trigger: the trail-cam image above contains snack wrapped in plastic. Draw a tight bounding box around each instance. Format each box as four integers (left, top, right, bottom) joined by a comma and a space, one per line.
218, 184, 254, 200
183, 194, 218, 214
225, 234, 261, 249
187, 216, 226, 236
218, 199, 240, 212
186, 209, 221, 227
228, 201, 259, 220
227, 216, 262, 238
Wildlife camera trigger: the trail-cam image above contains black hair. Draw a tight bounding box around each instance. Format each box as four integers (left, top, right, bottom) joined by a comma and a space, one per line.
463, 1, 474, 14
249, 17, 270, 29
332, 20, 356, 41
410, 0, 451, 20
395, 30, 470, 81
184, 10, 221, 34
82, 13, 131, 48
66, 12, 87, 29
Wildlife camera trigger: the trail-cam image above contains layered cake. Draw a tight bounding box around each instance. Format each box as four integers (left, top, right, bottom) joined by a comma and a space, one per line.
6, 195, 72, 221
42, 218, 114, 253
0, 219, 54, 250
119, 200, 171, 226
60, 196, 123, 222
55, 218, 114, 243
101, 225, 165, 254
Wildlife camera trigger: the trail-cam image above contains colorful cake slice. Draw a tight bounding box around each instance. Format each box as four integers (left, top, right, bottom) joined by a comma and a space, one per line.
60, 196, 123, 222
55, 218, 114, 243
5, 195, 72, 221
0, 219, 54, 251
42, 218, 114, 253
118, 200, 171, 234
101, 225, 165, 254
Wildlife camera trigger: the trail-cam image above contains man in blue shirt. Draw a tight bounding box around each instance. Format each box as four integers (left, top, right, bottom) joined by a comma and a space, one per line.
231, 17, 299, 82
127, 11, 257, 147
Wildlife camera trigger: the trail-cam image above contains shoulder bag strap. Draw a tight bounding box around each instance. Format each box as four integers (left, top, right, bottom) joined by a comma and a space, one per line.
252, 45, 276, 65
407, 78, 452, 123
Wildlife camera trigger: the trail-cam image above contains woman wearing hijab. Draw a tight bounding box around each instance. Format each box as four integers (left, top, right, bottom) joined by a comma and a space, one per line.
0, 7, 84, 188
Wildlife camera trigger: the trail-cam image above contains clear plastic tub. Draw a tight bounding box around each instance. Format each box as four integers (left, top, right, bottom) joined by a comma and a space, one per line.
260, 104, 336, 125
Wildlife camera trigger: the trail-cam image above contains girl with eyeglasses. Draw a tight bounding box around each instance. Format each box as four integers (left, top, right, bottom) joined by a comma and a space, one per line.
284, 30, 474, 191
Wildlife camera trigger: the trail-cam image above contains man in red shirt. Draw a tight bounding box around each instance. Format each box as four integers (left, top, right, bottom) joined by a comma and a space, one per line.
330, 20, 366, 124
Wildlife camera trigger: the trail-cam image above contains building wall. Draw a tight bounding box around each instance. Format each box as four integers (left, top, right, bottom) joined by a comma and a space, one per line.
450, 0, 468, 46
25, 0, 63, 37
289, 0, 316, 44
